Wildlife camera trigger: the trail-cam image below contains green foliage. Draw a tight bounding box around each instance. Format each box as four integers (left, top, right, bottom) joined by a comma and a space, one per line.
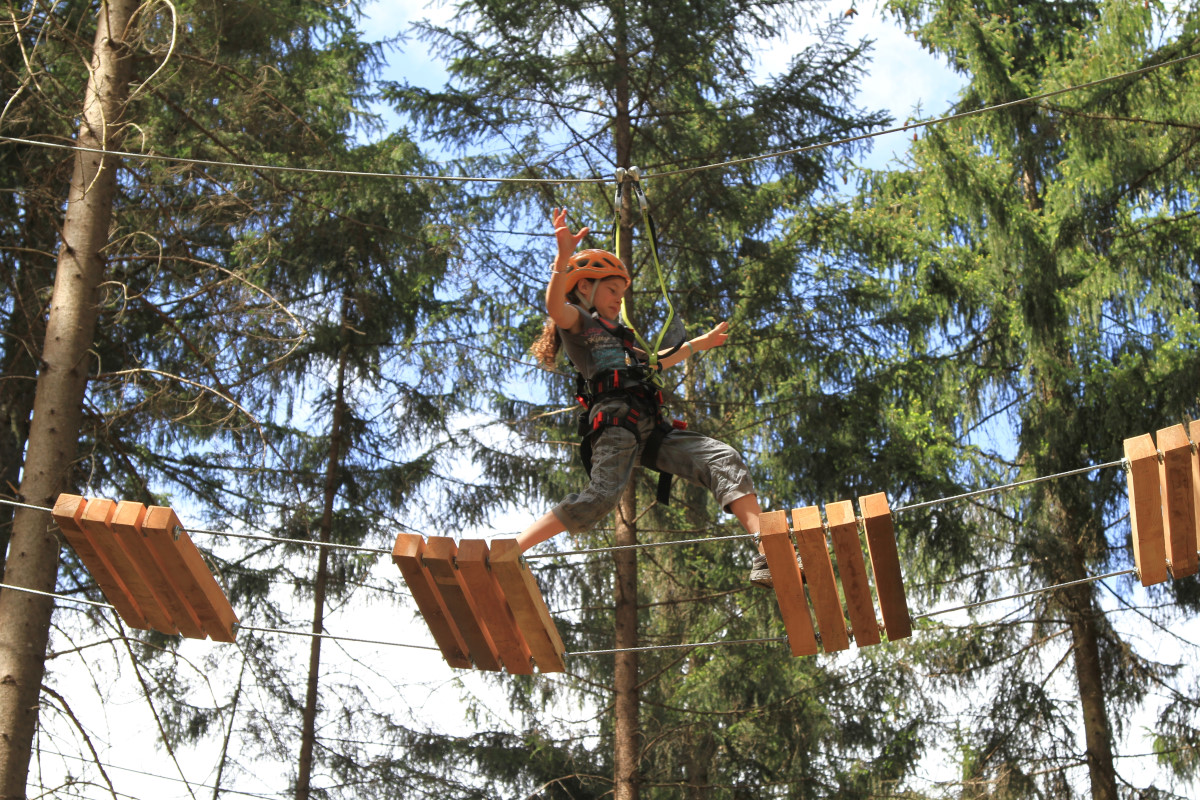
797, 0, 1200, 795
4, 1, 470, 795
12, 0, 1200, 797
383, 0, 958, 797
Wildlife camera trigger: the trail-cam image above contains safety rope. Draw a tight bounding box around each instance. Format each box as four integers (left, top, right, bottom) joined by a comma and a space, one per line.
610, 167, 679, 374
21, 562, 1146, 656
893, 459, 1128, 515
0, 455, 1133, 561
522, 531, 754, 560
912, 568, 1140, 621
47, 750, 281, 800
0, 450, 1146, 659
569, 635, 788, 656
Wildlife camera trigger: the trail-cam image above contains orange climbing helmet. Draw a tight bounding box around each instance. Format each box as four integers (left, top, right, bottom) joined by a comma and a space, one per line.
559, 249, 631, 294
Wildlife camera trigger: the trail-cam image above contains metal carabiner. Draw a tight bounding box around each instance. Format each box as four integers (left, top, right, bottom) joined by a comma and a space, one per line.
634, 183, 649, 213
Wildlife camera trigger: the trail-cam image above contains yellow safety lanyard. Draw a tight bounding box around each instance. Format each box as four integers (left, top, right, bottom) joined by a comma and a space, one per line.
610, 167, 679, 380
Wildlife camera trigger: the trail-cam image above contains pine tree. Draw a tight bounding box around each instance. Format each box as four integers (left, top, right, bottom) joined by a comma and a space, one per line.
0, 2, 143, 792
805, 1, 1200, 796
387, 1, 942, 797
2, 1, 456, 795
236, 145, 453, 798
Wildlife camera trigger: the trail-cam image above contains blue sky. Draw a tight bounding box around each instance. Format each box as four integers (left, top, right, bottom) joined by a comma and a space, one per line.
356, 0, 967, 172
29, 6, 1192, 797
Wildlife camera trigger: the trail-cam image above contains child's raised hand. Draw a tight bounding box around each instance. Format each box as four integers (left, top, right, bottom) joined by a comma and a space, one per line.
552, 207, 589, 264
697, 321, 731, 351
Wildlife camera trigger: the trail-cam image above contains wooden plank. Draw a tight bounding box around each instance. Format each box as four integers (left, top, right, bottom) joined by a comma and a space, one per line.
1158, 424, 1198, 579
80, 499, 177, 635
141, 507, 239, 642
136, 507, 219, 640
826, 501, 881, 647
790, 506, 848, 653
489, 539, 566, 672
456, 540, 533, 675
51, 495, 148, 629
391, 534, 470, 669
759, 510, 818, 657
1125, 433, 1168, 586
858, 493, 912, 641
424, 537, 501, 671
111, 502, 206, 639
1191, 420, 1200, 558
107, 502, 189, 635
83, 501, 180, 638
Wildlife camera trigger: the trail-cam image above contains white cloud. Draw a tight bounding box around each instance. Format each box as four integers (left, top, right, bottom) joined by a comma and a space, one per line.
753, 1, 965, 168
757, 1, 963, 119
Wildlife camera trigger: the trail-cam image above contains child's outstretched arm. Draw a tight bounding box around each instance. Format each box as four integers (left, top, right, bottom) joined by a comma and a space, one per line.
545, 207, 589, 332
656, 320, 730, 369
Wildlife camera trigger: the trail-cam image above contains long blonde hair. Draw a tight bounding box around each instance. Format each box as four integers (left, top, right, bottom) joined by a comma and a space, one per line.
531, 316, 561, 368
531, 283, 591, 368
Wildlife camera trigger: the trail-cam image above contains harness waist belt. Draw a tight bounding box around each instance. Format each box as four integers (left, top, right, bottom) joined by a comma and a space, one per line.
580, 368, 663, 407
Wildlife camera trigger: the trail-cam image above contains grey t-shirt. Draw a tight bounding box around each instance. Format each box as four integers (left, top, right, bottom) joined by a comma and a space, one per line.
559, 304, 630, 380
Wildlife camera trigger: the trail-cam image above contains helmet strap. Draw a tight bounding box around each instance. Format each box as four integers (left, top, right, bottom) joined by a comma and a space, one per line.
575, 279, 598, 311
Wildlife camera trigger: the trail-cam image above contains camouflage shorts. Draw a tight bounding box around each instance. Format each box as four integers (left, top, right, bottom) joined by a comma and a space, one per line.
552, 397, 756, 533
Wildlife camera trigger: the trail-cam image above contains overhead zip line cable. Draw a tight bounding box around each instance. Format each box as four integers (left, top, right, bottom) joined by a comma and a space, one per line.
666, 49, 1200, 176
0, 455, 1145, 655
1, 50, 1197, 184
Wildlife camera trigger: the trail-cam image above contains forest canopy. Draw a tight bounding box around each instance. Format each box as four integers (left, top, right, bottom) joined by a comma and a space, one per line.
1, 1, 1198, 799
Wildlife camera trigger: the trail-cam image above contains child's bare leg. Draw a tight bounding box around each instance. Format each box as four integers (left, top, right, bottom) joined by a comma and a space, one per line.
728, 493, 764, 554
515, 511, 567, 553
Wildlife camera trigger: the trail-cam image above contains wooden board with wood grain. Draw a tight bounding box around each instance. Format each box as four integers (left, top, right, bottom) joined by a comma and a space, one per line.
760, 510, 818, 657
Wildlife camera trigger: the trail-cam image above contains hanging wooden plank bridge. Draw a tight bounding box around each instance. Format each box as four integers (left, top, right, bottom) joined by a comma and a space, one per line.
40, 418, 1198, 668
51, 494, 238, 641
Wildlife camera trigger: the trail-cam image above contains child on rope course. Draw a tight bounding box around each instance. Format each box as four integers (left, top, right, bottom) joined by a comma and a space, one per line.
519, 207, 777, 587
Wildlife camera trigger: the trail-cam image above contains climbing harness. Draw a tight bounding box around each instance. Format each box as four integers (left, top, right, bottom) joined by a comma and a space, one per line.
563, 168, 691, 506
564, 169, 698, 505
571, 312, 686, 507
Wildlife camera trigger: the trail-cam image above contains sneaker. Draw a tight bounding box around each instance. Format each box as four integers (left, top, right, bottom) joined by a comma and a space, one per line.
748, 553, 805, 590
749, 554, 773, 588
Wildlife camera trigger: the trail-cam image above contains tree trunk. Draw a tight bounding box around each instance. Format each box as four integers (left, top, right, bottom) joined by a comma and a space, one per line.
1036, 403, 1119, 800
212, 657, 248, 800
0, 2, 138, 795
685, 727, 715, 800
611, 18, 640, 795
1064, 563, 1118, 800
613, 482, 640, 800
295, 297, 350, 800
1019, 126, 1118, 800
0, 260, 43, 579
